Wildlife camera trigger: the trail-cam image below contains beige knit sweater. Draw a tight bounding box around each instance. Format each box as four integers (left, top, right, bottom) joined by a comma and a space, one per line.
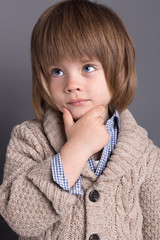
0, 109, 159, 240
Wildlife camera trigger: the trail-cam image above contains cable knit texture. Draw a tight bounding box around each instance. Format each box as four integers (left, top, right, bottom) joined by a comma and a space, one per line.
0, 109, 159, 240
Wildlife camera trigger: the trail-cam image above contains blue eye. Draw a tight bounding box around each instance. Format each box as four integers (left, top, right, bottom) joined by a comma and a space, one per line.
83, 65, 95, 73
52, 68, 64, 77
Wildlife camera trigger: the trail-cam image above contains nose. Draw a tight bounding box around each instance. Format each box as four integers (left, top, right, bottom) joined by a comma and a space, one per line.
64, 75, 82, 93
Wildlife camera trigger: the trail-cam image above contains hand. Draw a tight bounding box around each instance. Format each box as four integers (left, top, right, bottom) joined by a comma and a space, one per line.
62, 106, 110, 158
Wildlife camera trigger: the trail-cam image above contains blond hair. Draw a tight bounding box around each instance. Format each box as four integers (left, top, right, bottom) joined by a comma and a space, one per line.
31, 0, 136, 120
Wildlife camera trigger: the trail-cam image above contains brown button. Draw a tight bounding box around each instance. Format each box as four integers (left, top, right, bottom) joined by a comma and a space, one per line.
89, 234, 100, 240
89, 190, 100, 202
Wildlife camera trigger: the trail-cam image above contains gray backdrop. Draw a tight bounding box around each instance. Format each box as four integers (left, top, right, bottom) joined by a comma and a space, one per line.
0, 0, 160, 239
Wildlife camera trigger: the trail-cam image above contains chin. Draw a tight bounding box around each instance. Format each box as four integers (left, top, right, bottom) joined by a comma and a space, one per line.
69, 106, 93, 121
71, 111, 85, 121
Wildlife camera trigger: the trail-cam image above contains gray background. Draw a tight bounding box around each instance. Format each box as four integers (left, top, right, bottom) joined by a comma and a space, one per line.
0, 0, 160, 239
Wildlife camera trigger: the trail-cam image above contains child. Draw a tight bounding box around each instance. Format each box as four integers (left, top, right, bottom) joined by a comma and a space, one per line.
0, 0, 159, 239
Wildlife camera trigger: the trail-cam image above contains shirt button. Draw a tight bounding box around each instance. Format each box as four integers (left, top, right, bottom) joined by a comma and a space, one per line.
89, 234, 100, 240
89, 190, 100, 202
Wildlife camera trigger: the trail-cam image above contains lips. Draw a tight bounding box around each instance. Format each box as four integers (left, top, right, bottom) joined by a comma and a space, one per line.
67, 99, 89, 106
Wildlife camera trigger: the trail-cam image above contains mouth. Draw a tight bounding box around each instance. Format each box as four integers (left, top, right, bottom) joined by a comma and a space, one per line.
67, 99, 90, 106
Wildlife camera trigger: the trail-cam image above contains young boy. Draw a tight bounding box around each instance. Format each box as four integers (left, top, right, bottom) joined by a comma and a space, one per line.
0, 0, 159, 239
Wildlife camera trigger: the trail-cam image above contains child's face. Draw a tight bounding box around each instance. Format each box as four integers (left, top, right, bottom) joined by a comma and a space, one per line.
49, 57, 112, 121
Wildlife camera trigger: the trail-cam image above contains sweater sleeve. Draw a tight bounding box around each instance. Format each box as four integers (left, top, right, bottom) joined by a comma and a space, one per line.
139, 145, 160, 240
0, 121, 77, 237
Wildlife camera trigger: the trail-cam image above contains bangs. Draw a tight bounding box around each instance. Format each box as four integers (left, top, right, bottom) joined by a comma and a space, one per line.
32, 1, 109, 74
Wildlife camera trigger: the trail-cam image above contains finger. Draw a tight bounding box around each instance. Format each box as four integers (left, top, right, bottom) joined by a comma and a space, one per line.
85, 105, 105, 118
62, 108, 74, 137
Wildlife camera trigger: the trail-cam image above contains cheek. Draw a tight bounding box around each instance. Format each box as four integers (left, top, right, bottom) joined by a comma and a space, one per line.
51, 92, 61, 106
99, 84, 112, 103
102, 79, 112, 98
50, 83, 61, 98
48, 81, 65, 111
48, 85, 60, 105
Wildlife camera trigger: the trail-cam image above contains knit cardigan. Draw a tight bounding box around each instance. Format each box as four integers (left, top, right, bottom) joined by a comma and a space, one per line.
0, 109, 159, 240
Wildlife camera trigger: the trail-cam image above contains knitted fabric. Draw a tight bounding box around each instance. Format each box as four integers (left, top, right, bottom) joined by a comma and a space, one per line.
0, 109, 159, 240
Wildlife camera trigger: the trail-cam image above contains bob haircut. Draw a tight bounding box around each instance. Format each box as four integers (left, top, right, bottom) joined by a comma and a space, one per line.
31, 0, 136, 120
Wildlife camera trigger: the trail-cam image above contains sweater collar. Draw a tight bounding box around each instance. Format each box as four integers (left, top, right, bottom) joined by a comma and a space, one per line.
43, 108, 148, 181
98, 109, 148, 181
43, 108, 67, 153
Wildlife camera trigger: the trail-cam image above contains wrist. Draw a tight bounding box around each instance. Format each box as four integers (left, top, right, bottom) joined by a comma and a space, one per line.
61, 139, 91, 160
60, 140, 90, 188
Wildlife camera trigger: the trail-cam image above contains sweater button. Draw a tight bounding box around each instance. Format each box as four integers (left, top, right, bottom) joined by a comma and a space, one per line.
89, 234, 100, 240
89, 190, 100, 202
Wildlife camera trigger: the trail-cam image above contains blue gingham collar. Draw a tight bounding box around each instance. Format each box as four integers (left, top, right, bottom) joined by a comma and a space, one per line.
106, 109, 120, 131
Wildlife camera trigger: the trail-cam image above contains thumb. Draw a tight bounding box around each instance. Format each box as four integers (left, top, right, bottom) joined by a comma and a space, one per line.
62, 108, 74, 138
